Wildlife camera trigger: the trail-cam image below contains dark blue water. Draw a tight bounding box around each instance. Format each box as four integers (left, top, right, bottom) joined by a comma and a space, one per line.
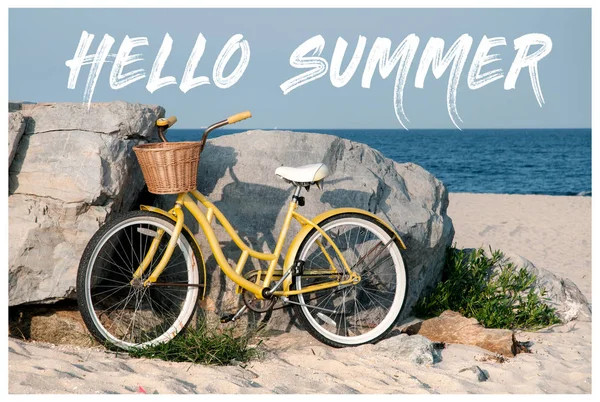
169, 128, 591, 196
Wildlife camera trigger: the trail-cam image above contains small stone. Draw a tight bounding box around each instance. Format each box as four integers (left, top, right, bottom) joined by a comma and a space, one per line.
459, 365, 489, 382
374, 334, 441, 365
474, 353, 507, 364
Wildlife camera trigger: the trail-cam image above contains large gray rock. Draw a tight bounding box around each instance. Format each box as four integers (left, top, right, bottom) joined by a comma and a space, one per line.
501, 253, 591, 323
156, 130, 454, 330
8, 111, 27, 167
9, 101, 164, 306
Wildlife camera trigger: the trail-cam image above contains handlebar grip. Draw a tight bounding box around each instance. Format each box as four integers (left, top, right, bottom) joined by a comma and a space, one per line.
156, 116, 178, 128
166, 116, 177, 128
227, 111, 252, 124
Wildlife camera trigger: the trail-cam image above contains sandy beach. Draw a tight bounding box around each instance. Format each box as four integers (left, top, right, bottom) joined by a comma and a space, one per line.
449, 193, 592, 302
8, 193, 592, 394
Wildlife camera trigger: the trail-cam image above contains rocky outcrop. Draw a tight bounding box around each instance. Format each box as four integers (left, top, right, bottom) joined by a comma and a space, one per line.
8, 101, 164, 306
156, 130, 454, 329
8, 111, 27, 167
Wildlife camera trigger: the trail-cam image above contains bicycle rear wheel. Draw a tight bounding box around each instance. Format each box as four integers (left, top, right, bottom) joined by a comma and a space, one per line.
291, 213, 407, 347
77, 210, 204, 350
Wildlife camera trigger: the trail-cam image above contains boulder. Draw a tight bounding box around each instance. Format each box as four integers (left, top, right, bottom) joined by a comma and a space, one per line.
8, 111, 27, 167
403, 310, 521, 357
499, 252, 591, 323
156, 130, 454, 330
8, 101, 164, 306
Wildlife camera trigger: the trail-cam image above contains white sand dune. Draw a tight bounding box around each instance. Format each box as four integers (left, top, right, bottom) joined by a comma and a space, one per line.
8, 193, 592, 394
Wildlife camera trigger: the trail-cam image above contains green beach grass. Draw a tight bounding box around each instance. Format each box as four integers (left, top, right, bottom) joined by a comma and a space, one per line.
413, 247, 561, 330
126, 323, 261, 366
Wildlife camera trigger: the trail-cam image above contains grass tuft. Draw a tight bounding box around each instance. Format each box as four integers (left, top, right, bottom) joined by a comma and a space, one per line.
127, 323, 261, 366
413, 247, 561, 330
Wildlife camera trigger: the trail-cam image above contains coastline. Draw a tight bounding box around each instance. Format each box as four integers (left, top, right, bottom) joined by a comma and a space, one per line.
8, 192, 592, 394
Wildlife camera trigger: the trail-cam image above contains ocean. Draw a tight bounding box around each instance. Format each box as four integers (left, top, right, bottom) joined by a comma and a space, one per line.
168, 128, 591, 196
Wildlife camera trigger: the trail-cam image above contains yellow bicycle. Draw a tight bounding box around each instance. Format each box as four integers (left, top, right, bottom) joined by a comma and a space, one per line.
76, 111, 408, 350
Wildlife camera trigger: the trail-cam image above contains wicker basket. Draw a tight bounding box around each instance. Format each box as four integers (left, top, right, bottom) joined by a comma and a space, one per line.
133, 141, 201, 194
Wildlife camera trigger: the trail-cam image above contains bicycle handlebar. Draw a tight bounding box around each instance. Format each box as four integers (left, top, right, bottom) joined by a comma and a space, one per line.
227, 111, 252, 124
156, 111, 252, 149
156, 116, 178, 128
199, 110, 253, 153
166, 116, 177, 127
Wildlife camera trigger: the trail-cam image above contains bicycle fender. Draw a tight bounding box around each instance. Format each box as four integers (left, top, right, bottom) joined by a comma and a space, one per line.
283, 207, 407, 274
139, 204, 207, 300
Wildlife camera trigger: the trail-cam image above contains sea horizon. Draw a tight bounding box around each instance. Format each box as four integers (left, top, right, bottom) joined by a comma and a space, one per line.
169, 128, 591, 197
170, 127, 591, 131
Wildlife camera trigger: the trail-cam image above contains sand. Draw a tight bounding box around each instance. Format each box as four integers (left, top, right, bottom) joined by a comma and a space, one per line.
448, 193, 592, 302
7, 193, 592, 394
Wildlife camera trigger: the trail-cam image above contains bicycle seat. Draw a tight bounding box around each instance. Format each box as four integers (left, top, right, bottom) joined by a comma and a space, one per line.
275, 163, 330, 185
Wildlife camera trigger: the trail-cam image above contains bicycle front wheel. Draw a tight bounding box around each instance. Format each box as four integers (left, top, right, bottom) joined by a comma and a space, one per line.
292, 213, 407, 347
77, 210, 204, 350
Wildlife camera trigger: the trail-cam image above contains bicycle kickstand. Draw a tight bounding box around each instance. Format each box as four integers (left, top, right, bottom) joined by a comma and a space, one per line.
220, 305, 248, 324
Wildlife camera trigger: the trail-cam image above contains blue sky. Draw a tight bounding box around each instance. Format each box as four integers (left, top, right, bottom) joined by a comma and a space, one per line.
8, 8, 591, 129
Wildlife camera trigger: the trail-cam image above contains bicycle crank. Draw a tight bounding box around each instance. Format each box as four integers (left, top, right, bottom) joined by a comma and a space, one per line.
242, 273, 277, 313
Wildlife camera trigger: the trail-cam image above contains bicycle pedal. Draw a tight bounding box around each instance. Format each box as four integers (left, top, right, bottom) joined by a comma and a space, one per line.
220, 314, 235, 323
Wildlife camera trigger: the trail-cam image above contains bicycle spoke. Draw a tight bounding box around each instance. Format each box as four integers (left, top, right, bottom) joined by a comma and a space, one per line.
91, 282, 131, 305
101, 289, 139, 336
97, 252, 131, 280
80, 212, 201, 350
113, 234, 135, 275
294, 215, 406, 346
122, 226, 137, 271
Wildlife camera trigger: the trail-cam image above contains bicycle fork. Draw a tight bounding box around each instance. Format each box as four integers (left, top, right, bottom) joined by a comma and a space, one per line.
131, 205, 186, 287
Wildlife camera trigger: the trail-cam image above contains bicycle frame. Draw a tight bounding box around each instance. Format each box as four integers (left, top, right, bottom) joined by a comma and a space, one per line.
132, 189, 363, 300
77, 111, 413, 350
